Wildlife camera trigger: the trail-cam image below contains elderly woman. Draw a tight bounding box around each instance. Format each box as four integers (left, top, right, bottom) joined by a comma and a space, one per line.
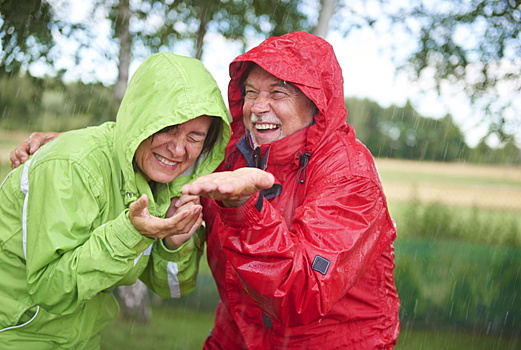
0, 52, 230, 348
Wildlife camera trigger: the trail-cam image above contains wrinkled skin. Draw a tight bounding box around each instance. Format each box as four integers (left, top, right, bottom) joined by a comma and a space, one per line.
134, 116, 213, 183
182, 167, 274, 207
242, 65, 315, 147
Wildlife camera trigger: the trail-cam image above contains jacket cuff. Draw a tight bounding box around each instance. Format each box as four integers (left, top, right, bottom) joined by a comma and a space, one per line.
216, 192, 263, 228
113, 209, 154, 253
156, 236, 195, 261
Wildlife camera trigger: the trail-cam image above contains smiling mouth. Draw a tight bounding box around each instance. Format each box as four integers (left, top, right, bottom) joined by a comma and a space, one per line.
254, 123, 280, 133
154, 153, 177, 166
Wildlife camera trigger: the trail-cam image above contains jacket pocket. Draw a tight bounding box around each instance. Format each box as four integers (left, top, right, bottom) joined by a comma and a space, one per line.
0, 304, 39, 332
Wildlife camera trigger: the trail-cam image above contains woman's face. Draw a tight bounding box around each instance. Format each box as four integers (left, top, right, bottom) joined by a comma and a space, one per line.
134, 116, 213, 183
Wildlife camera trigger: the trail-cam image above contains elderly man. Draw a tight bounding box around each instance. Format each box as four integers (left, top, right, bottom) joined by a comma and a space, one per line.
183, 32, 400, 349
10, 32, 400, 349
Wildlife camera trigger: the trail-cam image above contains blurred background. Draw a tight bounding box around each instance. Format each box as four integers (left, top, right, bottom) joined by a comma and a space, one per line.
1, 1, 519, 349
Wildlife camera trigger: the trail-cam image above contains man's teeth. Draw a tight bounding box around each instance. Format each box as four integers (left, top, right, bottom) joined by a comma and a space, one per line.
155, 154, 177, 166
255, 124, 279, 130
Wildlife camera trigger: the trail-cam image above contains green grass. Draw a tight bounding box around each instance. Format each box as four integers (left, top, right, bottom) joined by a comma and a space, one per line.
394, 239, 521, 333
380, 168, 521, 188
397, 328, 519, 350
389, 200, 521, 248
101, 306, 213, 350
100, 305, 519, 349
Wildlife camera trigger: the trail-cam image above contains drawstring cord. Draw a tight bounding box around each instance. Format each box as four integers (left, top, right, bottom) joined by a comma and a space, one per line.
296, 152, 311, 184
225, 149, 241, 169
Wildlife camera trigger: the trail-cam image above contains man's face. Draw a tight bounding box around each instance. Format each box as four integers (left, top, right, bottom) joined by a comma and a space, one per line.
242, 65, 315, 147
134, 116, 213, 183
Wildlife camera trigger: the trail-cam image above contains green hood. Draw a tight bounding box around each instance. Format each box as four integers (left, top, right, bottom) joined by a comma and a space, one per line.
115, 53, 230, 203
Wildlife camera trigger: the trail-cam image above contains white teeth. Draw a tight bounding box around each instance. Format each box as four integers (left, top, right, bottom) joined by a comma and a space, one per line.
255, 124, 279, 130
155, 154, 177, 166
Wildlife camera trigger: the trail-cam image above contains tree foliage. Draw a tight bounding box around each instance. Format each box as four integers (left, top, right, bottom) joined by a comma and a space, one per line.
0, 73, 113, 131
2, 0, 310, 116
1, 0, 310, 75
390, 0, 521, 142
126, 0, 309, 60
0, 0, 54, 75
346, 97, 521, 164
322, 0, 520, 142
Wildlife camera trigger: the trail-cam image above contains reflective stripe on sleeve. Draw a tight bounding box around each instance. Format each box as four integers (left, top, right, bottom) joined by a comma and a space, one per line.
166, 261, 180, 298
20, 158, 33, 259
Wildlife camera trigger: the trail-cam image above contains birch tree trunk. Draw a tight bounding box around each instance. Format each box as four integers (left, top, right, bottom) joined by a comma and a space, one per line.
112, 0, 152, 324
112, 0, 131, 111
118, 280, 152, 323
313, 0, 336, 38
195, 2, 211, 60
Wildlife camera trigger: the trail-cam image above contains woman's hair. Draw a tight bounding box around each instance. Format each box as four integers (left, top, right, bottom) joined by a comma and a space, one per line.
156, 116, 222, 154
202, 116, 223, 154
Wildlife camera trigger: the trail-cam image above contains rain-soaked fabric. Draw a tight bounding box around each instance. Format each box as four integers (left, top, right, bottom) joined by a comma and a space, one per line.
0, 53, 230, 348
202, 32, 400, 349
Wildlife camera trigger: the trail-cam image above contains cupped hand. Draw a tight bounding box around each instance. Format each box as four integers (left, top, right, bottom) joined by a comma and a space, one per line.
129, 194, 203, 249
164, 195, 203, 249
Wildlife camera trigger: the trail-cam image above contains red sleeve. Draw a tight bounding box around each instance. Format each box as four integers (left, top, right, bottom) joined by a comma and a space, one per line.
213, 174, 396, 326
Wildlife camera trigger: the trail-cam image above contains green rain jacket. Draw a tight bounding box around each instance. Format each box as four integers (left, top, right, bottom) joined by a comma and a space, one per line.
0, 53, 230, 349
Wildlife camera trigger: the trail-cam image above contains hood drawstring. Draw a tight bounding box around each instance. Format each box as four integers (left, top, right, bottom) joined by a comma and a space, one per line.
296, 152, 312, 184
224, 150, 241, 169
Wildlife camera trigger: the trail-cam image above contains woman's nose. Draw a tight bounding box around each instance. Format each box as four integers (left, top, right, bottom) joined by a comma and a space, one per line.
167, 140, 186, 157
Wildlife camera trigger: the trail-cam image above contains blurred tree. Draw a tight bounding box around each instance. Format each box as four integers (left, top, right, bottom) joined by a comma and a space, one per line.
109, 0, 309, 107
0, 0, 54, 75
347, 97, 472, 161
112, 0, 131, 109
312, 0, 335, 37
0, 74, 43, 128
345, 97, 388, 156
0, 73, 112, 131
1, 0, 310, 110
318, 0, 520, 143
389, 0, 521, 144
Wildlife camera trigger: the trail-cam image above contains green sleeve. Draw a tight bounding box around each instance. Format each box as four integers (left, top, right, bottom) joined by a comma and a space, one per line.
140, 226, 206, 299
25, 160, 153, 315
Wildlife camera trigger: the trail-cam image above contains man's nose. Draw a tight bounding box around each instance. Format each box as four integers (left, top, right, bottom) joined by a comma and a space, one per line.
250, 94, 270, 114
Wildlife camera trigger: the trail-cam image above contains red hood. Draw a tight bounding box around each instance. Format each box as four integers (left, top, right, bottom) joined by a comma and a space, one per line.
228, 32, 348, 150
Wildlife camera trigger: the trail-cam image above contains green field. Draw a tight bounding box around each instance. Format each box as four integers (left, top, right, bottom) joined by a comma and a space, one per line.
376, 158, 521, 211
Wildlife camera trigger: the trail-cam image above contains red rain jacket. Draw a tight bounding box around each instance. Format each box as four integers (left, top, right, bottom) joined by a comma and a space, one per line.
202, 32, 400, 349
